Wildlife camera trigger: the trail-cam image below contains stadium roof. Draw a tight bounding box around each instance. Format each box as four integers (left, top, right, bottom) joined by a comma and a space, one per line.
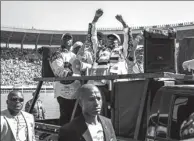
1, 22, 194, 46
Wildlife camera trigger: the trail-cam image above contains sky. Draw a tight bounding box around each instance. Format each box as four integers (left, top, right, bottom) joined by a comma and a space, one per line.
1, 1, 194, 31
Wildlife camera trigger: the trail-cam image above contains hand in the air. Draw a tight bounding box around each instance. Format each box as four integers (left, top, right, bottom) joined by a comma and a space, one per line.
95, 9, 103, 18
115, 15, 124, 23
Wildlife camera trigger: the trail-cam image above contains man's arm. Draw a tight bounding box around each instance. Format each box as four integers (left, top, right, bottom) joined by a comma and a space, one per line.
91, 9, 104, 61
49, 52, 73, 77
115, 15, 131, 59
115, 15, 143, 61
76, 9, 104, 71
133, 31, 143, 49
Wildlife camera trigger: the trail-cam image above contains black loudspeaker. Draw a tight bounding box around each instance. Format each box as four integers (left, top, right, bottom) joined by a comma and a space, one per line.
114, 80, 149, 138
178, 37, 194, 75
144, 28, 176, 73
40, 46, 60, 77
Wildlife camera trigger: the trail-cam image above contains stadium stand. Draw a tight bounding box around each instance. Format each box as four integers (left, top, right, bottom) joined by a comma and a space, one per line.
1, 22, 194, 86
1, 47, 45, 86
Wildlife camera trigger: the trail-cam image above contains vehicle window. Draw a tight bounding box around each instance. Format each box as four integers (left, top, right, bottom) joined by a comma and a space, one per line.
170, 96, 194, 140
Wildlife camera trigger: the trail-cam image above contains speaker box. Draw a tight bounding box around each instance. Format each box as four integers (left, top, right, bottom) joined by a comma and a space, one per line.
40, 46, 60, 77
178, 37, 194, 75
144, 29, 176, 73
113, 80, 149, 138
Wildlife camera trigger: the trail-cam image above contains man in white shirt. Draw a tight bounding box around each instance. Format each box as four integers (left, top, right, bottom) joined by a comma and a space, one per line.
49, 33, 82, 125
1, 90, 36, 141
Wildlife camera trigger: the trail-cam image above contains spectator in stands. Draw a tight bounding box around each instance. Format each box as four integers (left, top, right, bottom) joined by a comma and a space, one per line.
49, 33, 82, 125
1, 47, 42, 86
25, 92, 46, 120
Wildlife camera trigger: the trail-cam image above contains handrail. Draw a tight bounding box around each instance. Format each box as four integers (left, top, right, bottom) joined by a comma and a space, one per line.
34, 72, 194, 82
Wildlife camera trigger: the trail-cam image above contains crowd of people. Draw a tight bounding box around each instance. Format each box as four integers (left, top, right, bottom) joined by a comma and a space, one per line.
1, 47, 53, 86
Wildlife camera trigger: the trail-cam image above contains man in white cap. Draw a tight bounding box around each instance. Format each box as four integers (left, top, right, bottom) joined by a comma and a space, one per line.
107, 14, 144, 75
49, 33, 82, 125
71, 41, 83, 55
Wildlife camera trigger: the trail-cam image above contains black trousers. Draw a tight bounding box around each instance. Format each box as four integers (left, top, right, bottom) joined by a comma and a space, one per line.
57, 96, 82, 126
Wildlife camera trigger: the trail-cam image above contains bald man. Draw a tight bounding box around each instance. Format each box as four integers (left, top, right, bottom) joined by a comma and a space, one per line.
1, 90, 36, 141
58, 84, 117, 141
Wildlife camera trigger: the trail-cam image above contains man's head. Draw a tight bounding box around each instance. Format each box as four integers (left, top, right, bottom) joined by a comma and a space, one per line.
78, 84, 102, 117
7, 90, 24, 115
61, 33, 73, 50
135, 46, 144, 64
107, 33, 121, 49
72, 41, 83, 55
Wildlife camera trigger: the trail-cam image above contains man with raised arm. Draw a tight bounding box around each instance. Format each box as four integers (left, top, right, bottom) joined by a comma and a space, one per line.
108, 14, 144, 75
76, 9, 104, 67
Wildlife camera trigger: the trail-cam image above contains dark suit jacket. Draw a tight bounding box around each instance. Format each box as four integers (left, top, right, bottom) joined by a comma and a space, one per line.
58, 115, 117, 141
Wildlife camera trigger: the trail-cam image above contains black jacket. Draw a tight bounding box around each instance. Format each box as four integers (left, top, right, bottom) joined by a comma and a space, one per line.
58, 115, 116, 141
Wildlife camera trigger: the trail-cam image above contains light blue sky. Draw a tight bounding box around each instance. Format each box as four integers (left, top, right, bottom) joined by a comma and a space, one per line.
1, 1, 194, 31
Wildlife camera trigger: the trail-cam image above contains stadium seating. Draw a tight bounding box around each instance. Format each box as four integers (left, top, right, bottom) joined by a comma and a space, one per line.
1, 47, 52, 86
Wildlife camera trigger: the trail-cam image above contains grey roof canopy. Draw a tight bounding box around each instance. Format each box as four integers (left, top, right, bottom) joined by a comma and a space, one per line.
1, 22, 194, 46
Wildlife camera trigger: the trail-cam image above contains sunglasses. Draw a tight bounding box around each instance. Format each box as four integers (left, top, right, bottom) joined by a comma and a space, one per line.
63, 36, 72, 40
10, 97, 24, 102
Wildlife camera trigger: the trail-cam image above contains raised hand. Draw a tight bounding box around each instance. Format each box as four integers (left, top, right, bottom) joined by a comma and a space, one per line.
115, 14, 127, 28
115, 14, 124, 23
92, 9, 103, 23
95, 9, 103, 18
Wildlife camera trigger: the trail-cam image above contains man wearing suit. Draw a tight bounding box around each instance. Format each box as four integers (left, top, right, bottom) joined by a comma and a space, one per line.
58, 84, 117, 141
1, 90, 36, 141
